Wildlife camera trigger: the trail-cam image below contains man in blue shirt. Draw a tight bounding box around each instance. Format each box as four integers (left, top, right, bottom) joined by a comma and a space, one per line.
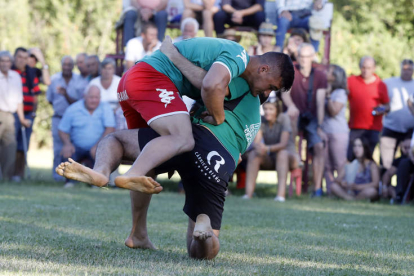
58, 85, 115, 179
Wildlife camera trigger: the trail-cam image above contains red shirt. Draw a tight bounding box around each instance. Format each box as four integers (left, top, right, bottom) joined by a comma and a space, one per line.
348, 74, 389, 131
290, 65, 327, 116
13, 68, 41, 112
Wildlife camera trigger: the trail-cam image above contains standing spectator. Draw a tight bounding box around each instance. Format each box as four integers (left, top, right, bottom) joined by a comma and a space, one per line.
213, 0, 266, 35
247, 22, 280, 55
86, 55, 100, 80
280, 43, 327, 197
322, 64, 349, 194
243, 99, 299, 202
58, 85, 115, 187
275, 0, 325, 51
11, 47, 41, 182
282, 28, 309, 62
122, 0, 168, 44
89, 58, 121, 110
75, 53, 90, 92
125, 23, 161, 70
0, 51, 31, 180
182, 0, 217, 37
330, 137, 380, 201
27, 48, 51, 86
173, 17, 199, 43
347, 56, 390, 161
47, 56, 81, 181
380, 59, 414, 172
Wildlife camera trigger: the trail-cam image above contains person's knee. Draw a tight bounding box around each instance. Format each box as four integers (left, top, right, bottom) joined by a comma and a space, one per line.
175, 134, 195, 153
313, 142, 324, 156
182, 9, 195, 19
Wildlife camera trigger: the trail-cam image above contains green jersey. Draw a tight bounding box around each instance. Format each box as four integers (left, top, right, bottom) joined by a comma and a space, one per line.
141, 37, 250, 100
192, 77, 261, 165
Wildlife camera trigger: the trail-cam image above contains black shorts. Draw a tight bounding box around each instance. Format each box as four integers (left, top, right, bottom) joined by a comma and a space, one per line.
138, 124, 236, 230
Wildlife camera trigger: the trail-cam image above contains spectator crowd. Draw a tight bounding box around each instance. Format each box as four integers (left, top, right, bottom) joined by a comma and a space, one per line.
0, 0, 413, 205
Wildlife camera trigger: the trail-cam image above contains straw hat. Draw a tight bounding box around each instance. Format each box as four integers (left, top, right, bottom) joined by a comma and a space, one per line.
258, 22, 275, 37
219, 28, 241, 43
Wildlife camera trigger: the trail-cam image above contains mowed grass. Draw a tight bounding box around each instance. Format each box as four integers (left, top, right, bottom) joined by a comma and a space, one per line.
1, 179, 414, 276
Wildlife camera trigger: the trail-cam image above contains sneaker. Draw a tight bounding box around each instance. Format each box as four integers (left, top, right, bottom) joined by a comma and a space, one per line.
311, 188, 323, 198
241, 194, 250, 200
64, 182, 75, 188
274, 196, 285, 202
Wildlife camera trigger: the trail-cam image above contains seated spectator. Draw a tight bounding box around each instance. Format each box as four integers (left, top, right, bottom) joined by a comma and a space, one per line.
394, 134, 414, 204
182, 0, 219, 37
219, 28, 241, 42
331, 137, 380, 201
89, 58, 121, 110
27, 48, 51, 86
280, 43, 327, 197
380, 59, 414, 173
47, 56, 82, 181
173, 17, 199, 43
213, 0, 265, 35
74, 53, 90, 98
166, 0, 185, 24
347, 56, 390, 161
58, 85, 115, 187
275, 0, 325, 51
322, 64, 349, 194
11, 47, 41, 182
125, 23, 161, 70
247, 22, 280, 55
122, 0, 168, 45
242, 99, 299, 202
283, 28, 309, 62
382, 137, 411, 199
86, 55, 100, 80
0, 51, 31, 180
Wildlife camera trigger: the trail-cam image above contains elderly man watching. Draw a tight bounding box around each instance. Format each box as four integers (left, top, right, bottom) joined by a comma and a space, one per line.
47, 56, 83, 181
173, 17, 199, 43
280, 43, 327, 197
347, 56, 390, 161
86, 55, 100, 81
89, 58, 121, 110
0, 51, 31, 180
58, 85, 115, 187
380, 59, 414, 172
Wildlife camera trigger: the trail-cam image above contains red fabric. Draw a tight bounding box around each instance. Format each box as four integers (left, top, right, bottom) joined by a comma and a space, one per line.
290, 64, 327, 116
117, 62, 188, 129
13, 69, 41, 112
347, 75, 389, 131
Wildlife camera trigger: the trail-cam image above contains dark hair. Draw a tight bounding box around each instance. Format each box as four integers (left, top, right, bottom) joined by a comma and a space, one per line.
14, 47, 27, 56
289, 28, 310, 43
142, 22, 157, 34
261, 52, 295, 93
351, 137, 373, 161
263, 98, 282, 117
329, 64, 348, 92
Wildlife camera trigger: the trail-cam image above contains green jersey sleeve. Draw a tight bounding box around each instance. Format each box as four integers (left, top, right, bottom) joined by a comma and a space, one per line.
227, 77, 250, 100
213, 42, 249, 82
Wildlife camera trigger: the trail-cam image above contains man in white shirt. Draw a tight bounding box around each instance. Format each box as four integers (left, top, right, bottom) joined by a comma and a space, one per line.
125, 23, 161, 70
380, 59, 414, 171
0, 51, 31, 180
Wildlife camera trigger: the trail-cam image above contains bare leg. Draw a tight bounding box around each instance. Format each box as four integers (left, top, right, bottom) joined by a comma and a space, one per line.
125, 190, 156, 250
380, 136, 397, 170
186, 215, 220, 260
330, 182, 354, 200
244, 150, 262, 198
355, 187, 378, 200
202, 10, 214, 37
312, 142, 325, 190
115, 114, 194, 192
276, 150, 289, 198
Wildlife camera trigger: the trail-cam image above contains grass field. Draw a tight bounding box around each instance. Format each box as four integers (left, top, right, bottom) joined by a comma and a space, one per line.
1, 176, 414, 276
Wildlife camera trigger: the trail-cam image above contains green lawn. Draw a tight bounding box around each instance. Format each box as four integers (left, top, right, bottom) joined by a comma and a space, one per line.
1, 180, 414, 276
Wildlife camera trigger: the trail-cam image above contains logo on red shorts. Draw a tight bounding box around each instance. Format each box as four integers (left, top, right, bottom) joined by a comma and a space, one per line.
156, 88, 175, 108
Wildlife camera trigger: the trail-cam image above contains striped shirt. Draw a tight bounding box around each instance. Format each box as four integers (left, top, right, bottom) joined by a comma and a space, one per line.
13, 66, 41, 112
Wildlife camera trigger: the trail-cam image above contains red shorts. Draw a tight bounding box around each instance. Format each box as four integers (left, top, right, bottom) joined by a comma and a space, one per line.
117, 62, 188, 129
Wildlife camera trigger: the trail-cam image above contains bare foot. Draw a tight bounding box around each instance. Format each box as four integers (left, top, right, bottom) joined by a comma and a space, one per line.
114, 175, 163, 194
193, 214, 213, 241
55, 158, 109, 187
125, 235, 156, 250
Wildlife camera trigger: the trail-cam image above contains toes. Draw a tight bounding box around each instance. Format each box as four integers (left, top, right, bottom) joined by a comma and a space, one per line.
68, 158, 75, 163
153, 186, 163, 194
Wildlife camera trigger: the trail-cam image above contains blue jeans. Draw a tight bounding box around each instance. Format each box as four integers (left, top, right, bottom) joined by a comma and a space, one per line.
52, 116, 65, 181
265, 1, 277, 26
276, 12, 320, 51
14, 112, 34, 152
123, 9, 168, 46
